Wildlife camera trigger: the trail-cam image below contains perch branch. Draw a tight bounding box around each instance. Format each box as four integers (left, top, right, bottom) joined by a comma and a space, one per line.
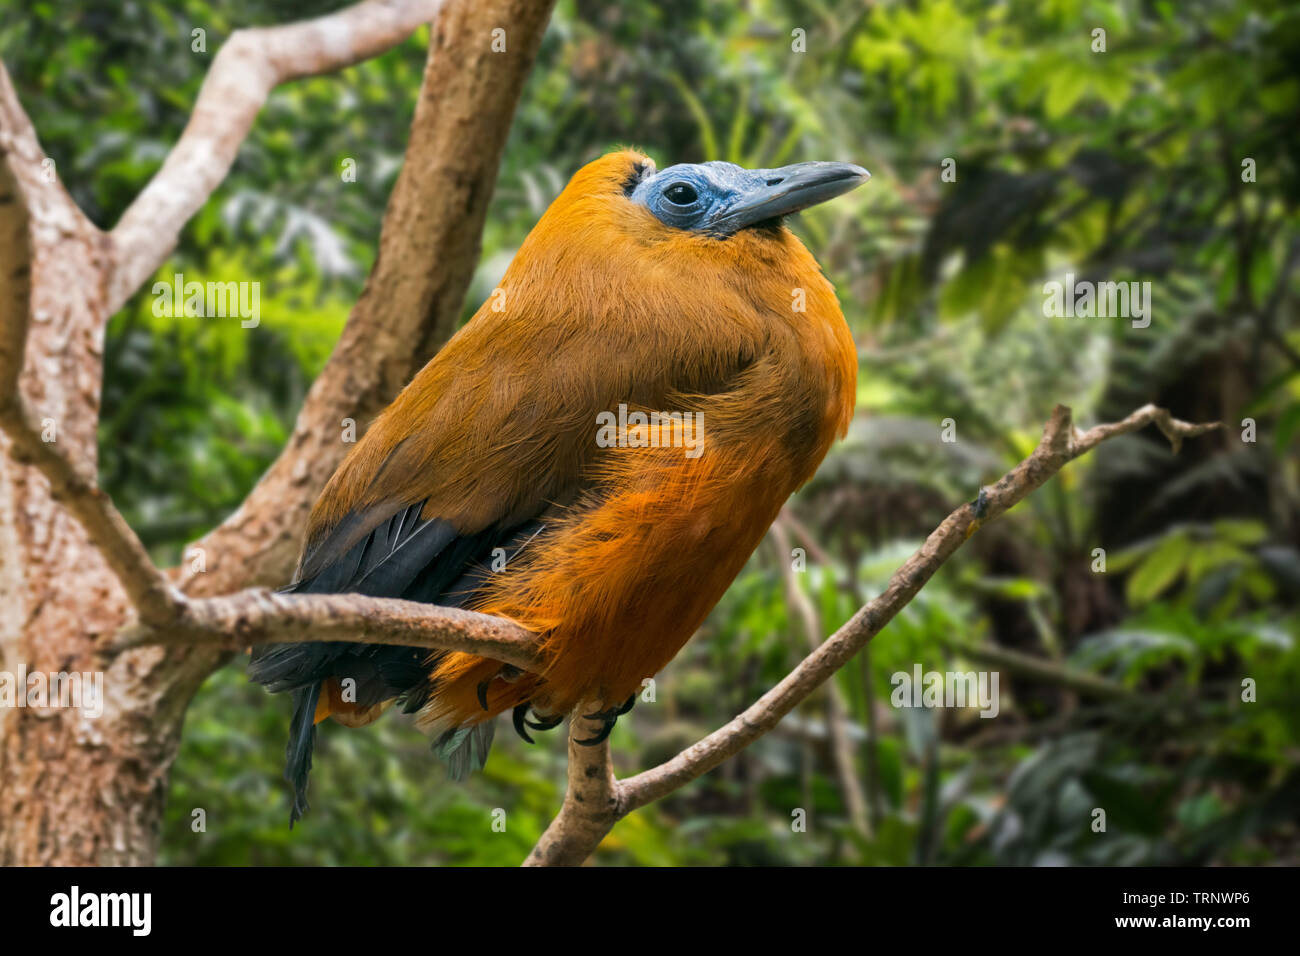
524, 713, 619, 867
104, 589, 539, 672
527, 403, 1220, 865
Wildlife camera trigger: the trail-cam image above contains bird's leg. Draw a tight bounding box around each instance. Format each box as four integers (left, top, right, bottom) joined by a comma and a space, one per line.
574, 694, 637, 746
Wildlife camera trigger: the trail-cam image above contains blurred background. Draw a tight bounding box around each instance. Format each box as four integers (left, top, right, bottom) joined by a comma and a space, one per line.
6, 0, 1298, 864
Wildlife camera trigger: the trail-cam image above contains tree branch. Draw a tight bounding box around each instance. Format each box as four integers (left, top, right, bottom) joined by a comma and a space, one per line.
105, 0, 445, 314
105, 589, 539, 673
3, 0, 558, 645
175, 0, 558, 601
0, 148, 179, 626
0, 61, 96, 241
770, 515, 870, 837
527, 403, 1220, 864
524, 713, 619, 867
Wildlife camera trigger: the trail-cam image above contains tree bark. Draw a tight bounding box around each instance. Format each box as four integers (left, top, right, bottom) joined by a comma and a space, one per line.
0, 0, 554, 865
0, 118, 174, 863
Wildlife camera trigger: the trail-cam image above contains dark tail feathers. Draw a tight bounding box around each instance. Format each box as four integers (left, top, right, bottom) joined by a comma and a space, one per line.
286, 682, 321, 828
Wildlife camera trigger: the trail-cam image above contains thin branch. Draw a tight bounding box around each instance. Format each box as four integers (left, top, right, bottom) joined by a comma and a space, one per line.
105, 0, 444, 314
1069, 403, 1220, 457
779, 507, 835, 566
0, 62, 96, 242
519, 403, 1219, 865
770, 516, 870, 837
936, 636, 1130, 700
104, 589, 539, 672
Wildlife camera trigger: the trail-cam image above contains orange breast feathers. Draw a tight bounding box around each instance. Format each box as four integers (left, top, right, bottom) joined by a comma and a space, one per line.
304, 149, 860, 732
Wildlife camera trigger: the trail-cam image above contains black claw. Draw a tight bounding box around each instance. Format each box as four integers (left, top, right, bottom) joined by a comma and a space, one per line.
512, 703, 535, 744
583, 695, 637, 721
575, 695, 636, 745
512, 703, 563, 743
525, 712, 564, 731
476, 680, 490, 711
575, 719, 616, 747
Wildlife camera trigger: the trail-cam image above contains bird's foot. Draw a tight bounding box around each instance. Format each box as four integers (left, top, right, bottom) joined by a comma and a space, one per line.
478, 665, 528, 711
511, 703, 564, 744
574, 695, 636, 746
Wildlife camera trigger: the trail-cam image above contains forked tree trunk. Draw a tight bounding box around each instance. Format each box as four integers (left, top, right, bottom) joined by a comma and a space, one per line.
0, 0, 554, 865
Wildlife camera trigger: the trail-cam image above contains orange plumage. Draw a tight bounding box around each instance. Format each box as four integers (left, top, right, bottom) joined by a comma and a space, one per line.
249, 149, 867, 822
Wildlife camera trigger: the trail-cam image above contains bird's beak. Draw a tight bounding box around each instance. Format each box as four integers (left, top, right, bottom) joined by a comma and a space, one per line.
710, 161, 870, 234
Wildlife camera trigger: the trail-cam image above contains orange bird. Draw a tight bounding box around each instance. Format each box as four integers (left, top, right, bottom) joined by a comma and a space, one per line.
249, 149, 868, 823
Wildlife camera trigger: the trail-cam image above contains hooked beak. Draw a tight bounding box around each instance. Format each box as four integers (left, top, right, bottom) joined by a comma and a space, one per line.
710, 161, 870, 234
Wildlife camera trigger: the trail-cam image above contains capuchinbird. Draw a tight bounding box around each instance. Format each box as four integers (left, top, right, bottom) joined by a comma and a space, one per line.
248, 149, 869, 824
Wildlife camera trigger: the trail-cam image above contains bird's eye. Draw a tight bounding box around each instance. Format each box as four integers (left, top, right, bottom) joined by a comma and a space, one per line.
663, 182, 698, 206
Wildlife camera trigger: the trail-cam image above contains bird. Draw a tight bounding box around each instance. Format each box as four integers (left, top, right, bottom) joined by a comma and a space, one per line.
248, 148, 869, 824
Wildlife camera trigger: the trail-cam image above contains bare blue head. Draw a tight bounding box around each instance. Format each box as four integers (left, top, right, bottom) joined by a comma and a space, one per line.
628, 160, 869, 236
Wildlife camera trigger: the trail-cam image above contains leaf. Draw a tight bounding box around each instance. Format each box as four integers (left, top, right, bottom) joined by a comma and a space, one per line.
1126, 532, 1189, 605
1044, 69, 1089, 119
1092, 69, 1133, 111
1211, 519, 1268, 546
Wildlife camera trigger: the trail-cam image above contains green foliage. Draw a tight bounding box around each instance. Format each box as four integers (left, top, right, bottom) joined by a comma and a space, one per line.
10, 0, 1298, 864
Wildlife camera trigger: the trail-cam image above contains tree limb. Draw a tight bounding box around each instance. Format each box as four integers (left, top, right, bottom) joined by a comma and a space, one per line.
524, 713, 619, 867
0, 0, 558, 866
770, 515, 870, 837
0, 62, 96, 242
527, 403, 1220, 864
175, 0, 558, 601
0, 145, 179, 627
105, 589, 539, 673
105, 0, 445, 314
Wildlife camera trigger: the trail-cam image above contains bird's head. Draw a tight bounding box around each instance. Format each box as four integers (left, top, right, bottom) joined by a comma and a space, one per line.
626, 155, 869, 236
510, 150, 869, 291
